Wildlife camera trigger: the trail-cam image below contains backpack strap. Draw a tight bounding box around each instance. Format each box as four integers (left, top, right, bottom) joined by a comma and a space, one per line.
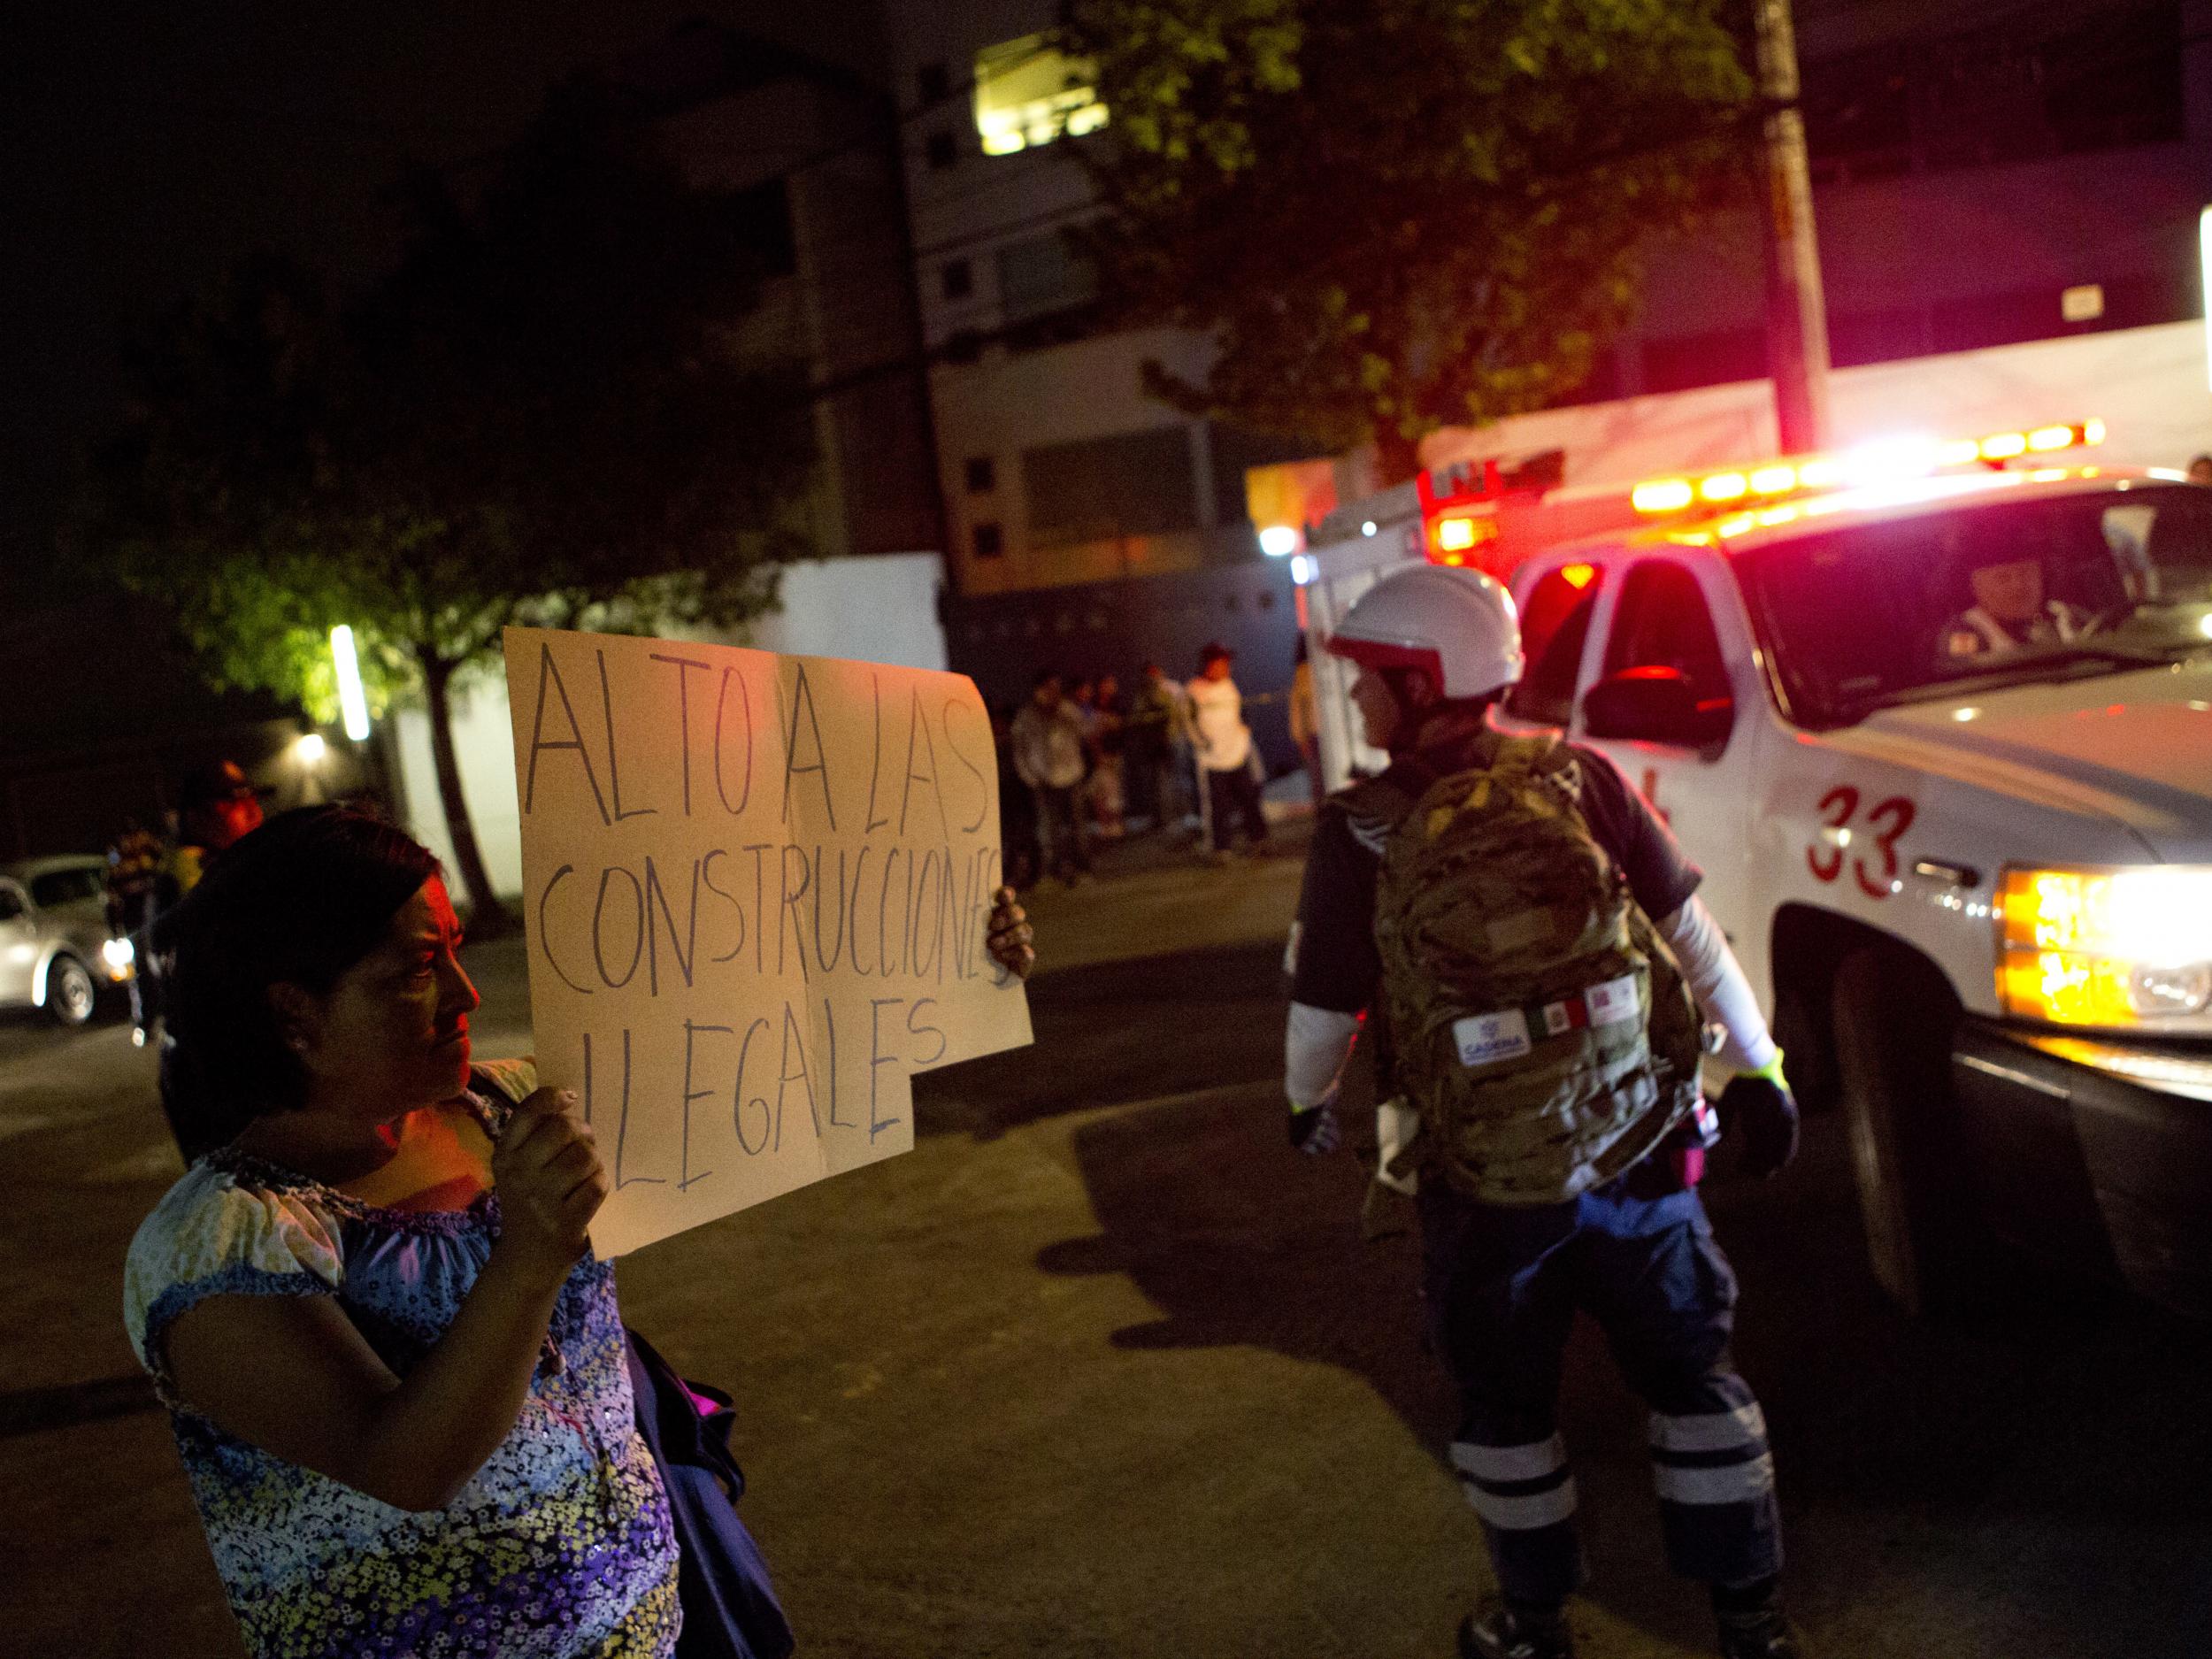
1340, 731, 1570, 853
1339, 765, 1431, 855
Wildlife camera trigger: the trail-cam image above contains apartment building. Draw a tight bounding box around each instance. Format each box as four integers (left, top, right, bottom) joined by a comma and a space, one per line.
882, 9, 1315, 603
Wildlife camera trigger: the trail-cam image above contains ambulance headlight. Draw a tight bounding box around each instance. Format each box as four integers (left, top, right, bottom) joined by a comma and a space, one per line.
1997, 867, 2212, 1028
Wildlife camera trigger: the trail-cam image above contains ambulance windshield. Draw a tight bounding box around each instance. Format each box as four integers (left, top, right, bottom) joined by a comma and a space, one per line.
1743, 485, 2212, 726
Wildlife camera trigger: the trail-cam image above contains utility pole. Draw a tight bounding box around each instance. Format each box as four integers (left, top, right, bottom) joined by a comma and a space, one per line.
1754, 0, 1832, 453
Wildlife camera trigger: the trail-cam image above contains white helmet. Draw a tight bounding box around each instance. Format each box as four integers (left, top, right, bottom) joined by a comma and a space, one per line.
1325, 565, 1524, 699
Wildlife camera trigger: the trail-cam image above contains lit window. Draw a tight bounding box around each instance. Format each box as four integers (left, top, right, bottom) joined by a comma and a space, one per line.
973, 35, 1106, 157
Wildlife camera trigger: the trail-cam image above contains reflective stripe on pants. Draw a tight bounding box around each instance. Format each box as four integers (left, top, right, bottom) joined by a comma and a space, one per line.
1420, 1176, 1785, 1601
1451, 1437, 1578, 1531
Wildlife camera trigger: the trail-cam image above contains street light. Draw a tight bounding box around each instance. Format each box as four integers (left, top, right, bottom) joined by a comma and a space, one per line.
293, 731, 329, 805
330, 625, 372, 741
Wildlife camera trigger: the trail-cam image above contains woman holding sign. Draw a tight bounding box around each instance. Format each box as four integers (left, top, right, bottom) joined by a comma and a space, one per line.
122, 807, 1034, 1658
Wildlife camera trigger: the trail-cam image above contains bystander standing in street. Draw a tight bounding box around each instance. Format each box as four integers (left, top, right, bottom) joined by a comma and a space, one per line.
993, 703, 1042, 891
104, 819, 165, 1046
1187, 643, 1270, 860
1289, 636, 1324, 810
1087, 672, 1127, 840
127, 809, 689, 1657
149, 760, 268, 1155
163, 759, 266, 899
1128, 662, 1193, 832
122, 805, 1039, 1659
1010, 671, 1092, 884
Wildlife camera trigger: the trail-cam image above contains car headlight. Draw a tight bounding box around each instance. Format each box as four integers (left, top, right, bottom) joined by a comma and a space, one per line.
1997, 866, 2212, 1029
102, 936, 134, 974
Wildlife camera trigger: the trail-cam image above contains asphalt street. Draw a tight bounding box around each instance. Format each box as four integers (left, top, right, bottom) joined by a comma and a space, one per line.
3, 825, 2208, 1657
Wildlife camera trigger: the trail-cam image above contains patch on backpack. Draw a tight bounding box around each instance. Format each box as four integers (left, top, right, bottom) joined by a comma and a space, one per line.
1585, 974, 1641, 1027
1452, 1010, 1532, 1068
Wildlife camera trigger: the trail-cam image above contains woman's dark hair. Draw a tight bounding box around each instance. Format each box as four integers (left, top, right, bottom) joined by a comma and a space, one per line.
164, 807, 441, 1154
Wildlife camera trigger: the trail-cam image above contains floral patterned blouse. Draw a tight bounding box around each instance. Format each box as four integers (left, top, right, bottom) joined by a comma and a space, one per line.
122, 1059, 680, 1658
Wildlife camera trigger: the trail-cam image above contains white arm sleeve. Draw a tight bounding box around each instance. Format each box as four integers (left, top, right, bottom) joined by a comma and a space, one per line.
1656, 895, 1778, 1073
1286, 1000, 1363, 1109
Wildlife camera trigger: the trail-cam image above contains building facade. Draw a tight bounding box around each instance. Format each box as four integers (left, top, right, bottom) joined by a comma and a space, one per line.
1610, 0, 2212, 401
882, 8, 1314, 606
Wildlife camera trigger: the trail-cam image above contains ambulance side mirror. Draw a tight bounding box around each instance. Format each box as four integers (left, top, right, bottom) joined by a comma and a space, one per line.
1580, 667, 1732, 750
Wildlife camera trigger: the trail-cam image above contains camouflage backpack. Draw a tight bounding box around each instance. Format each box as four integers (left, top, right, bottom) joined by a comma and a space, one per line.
1361, 733, 1703, 1205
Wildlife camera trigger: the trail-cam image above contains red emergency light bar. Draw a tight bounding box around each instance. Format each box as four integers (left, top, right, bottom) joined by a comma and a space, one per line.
1631, 419, 2105, 516
1420, 447, 1564, 564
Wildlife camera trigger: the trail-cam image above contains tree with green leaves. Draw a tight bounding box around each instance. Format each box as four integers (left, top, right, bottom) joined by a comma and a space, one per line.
80, 80, 815, 924
1061, 0, 1754, 481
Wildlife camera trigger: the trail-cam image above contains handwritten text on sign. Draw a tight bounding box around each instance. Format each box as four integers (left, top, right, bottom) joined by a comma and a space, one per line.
503, 626, 1033, 1256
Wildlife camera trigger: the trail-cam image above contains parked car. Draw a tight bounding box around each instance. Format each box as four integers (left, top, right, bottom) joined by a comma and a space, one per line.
0, 855, 132, 1026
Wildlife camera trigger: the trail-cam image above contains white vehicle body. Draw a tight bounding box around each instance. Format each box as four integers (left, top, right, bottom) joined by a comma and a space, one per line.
0, 855, 130, 1026
1303, 462, 2212, 1315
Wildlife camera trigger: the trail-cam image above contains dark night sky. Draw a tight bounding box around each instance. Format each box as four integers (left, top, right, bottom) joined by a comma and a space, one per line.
0, 2, 887, 588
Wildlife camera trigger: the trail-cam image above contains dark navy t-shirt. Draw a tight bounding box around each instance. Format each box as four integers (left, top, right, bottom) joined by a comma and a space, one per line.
1289, 733, 1701, 1018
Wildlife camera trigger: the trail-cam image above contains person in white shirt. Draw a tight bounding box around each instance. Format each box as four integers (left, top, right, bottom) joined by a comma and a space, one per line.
1130, 663, 1194, 830
1187, 642, 1270, 858
1010, 671, 1092, 883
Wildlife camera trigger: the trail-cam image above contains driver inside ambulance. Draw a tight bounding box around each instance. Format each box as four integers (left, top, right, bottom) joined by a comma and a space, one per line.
1938, 555, 2083, 661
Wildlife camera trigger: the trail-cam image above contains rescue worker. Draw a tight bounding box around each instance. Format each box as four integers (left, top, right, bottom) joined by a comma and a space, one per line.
1282, 565, 1806, 1659
1938, 554, 2082, 661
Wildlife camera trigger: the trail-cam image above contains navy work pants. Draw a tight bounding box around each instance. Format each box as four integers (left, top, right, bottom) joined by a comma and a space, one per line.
1418, 1175, 1782, 1604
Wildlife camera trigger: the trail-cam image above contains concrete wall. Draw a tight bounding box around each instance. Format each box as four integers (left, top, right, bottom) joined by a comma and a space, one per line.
944, 557, 1305, 775
389, 553, 949, 902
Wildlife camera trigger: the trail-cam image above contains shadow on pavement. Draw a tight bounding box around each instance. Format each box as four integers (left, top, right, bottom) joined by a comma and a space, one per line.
955, 934, 2212, 1655
0, 1373, 159, 1440
0, 995, 134, 1060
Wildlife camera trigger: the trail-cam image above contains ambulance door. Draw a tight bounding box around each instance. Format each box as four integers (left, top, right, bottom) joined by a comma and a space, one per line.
1498, 557, 1612, 737
1571, 554, 1755, 939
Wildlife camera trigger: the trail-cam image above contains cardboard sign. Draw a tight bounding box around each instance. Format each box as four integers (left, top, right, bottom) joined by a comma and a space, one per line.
503, 626, 1033, 1255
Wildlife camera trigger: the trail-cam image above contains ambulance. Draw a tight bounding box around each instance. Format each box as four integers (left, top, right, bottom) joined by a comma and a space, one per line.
1298, 425, 2212, 1317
